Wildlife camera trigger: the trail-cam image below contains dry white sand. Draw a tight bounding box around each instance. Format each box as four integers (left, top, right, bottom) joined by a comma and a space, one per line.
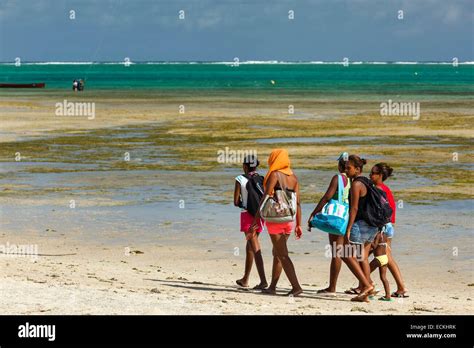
0, 231, 472, 315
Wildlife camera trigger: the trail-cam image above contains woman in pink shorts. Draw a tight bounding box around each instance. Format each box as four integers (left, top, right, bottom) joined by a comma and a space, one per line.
249, 149, 303, 297
234, 155, 268, 290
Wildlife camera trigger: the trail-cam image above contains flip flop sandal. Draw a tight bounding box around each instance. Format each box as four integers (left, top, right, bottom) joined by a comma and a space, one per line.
286, 289, 303, 297
350, 286, 374, 302
317, 289, 337, 297
391, 292, 409, 298
350, 294, 370, 302
344, 288, 361, 295
379, 296, 393, 302
261, 288, 277, 295
252, 284, 268, 290
235, 280, 249, 288
368, 289, 380, 296
317, 288, 333, 294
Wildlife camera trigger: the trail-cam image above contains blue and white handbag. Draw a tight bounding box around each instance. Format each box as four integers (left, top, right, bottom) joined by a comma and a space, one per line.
310, 175, 349, 235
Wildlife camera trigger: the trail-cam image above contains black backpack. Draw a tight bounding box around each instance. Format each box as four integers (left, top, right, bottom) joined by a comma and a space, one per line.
244, 174, 264, 217
354, 176, 393, 228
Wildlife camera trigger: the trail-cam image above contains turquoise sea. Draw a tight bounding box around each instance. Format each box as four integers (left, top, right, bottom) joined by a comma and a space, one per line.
0, 63, 473, 98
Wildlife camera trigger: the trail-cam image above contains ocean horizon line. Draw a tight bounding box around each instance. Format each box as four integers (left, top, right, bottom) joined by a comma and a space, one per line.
1, 60, 473, 65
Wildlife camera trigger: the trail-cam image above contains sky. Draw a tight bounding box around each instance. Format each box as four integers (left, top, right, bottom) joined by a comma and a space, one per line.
0, 0, 473, 62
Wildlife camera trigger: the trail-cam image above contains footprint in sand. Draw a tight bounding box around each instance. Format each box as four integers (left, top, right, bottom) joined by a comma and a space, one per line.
351, 306, 371, 313
411, 306, 435, 312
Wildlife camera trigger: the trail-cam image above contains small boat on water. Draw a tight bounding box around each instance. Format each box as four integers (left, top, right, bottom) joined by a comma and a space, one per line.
0, 83, 45, 88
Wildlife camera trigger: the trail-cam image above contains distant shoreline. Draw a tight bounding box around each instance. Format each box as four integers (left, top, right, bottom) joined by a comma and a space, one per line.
1, 61, 473, 65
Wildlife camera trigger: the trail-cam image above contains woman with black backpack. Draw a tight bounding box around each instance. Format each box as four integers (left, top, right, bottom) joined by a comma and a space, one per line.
234, 155, 268, 290
340, 155, 379, 302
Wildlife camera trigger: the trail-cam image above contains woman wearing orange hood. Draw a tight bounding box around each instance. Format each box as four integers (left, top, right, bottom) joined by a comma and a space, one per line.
249, 149, 303, 296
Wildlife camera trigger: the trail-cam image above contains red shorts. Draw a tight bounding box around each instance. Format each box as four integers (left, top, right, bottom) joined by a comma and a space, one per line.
266, 221, 294, 235
240, 211, 263, 233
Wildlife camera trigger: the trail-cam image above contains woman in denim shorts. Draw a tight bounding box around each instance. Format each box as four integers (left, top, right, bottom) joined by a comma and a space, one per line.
340, 155, 378, 302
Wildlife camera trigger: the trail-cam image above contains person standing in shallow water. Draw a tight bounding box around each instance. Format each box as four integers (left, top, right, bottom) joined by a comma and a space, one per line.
249, 149, 303, 297
233, 155, 268, 290
308, 152, 351, 295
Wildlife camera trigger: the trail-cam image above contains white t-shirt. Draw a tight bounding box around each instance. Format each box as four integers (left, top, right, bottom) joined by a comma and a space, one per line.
235, 175, 249, 209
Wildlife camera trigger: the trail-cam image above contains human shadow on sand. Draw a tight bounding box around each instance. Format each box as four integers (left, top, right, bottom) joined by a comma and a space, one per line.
143, 278, 351, 302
